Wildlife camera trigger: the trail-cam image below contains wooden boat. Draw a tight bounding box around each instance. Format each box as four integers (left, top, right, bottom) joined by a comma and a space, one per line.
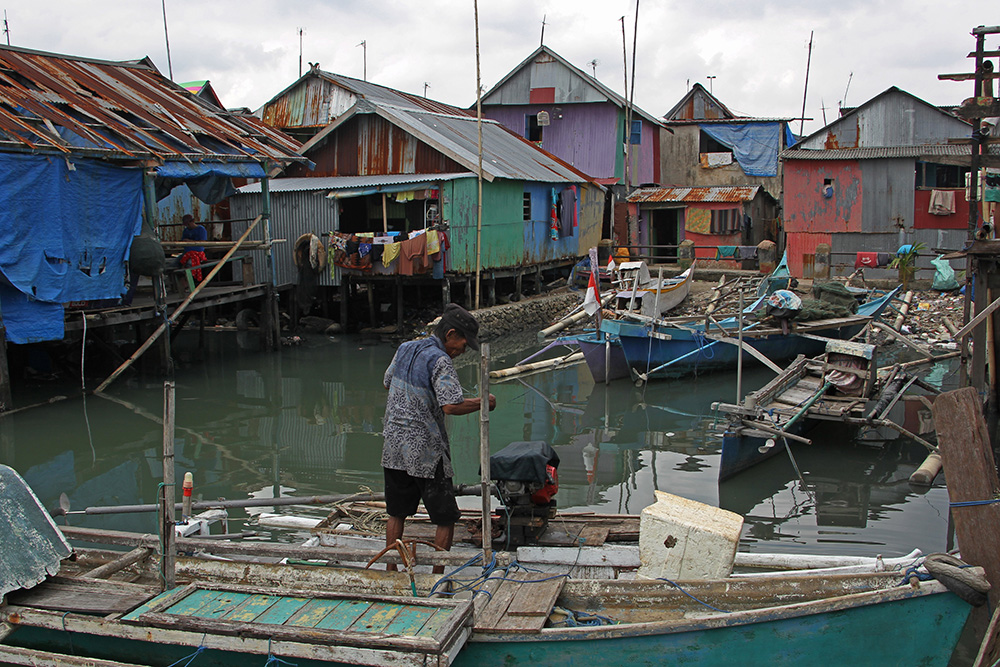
613, 262, 694, 318
2, 546, 974, 667
604, 287, 899, 382
0, 465, 977, 667
712, 339, 938, 481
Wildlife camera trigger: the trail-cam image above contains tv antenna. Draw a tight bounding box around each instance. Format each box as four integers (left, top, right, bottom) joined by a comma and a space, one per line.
540, 14, 546, 47
3, 11, 9, 46
424, 82, 430, 97
297, 28, 305, 77
841, 71, 853, 109
588, 59, 599, 77
357, 40, 366, 81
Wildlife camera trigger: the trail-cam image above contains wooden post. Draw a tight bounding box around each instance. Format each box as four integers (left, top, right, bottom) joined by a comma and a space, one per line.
396, 276, 404, 331
261, 171, 280, 350
931, 387, 1000, 608
973, 259, 989, 393
0, 310, 12, 412
381, 193, 388, 234
442, 278, 451, 309
479, 342, 492, 566
160, 380, 177, 591
340, 275, 349, 331
367, 280, 376, 328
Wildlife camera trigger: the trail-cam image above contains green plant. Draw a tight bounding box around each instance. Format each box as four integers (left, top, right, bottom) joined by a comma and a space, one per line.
888, 242, 926, 271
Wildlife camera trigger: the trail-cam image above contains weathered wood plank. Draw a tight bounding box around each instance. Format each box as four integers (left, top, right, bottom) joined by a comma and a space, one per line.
162, 588, 219, 617
384, 606, 436, 636
472, 579, 519, 630
253, 597, 310, 625
286, 598, 343, 628
5, 578, 156, 615
349, 602, 404, 633
932, 387, 1000, 608
313, 599, 372, 631
0, 644, 146, 667
221, 594, 282, 622
506, 576, 564, 617
416, 607, 461, 638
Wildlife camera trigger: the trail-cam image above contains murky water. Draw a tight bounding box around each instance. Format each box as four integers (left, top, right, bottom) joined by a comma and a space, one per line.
0, 331, 958, 559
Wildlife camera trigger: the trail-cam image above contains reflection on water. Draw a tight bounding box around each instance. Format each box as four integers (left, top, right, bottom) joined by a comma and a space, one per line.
0, 331, 958, 557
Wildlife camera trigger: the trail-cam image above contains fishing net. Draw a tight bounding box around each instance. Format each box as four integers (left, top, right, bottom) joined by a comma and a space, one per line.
811, 281, 860, 313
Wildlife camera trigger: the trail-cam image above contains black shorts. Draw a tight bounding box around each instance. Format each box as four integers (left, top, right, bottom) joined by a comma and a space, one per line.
384, 460, 460, 526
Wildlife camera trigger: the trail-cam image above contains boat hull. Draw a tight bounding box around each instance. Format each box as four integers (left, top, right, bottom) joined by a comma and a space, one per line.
719, 418, 815, 481
577, 335, 631, 382
457, 585, 968, 667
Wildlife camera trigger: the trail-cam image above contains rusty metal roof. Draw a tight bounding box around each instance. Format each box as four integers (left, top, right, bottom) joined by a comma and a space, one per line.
627, 185, 762, 203
0, 45, 303, 164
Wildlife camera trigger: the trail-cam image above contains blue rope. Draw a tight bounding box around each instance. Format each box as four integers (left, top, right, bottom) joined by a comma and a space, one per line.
656, 578, 731, 613
264, 638, 297, 667
951, 498, 1000, 507
547, 606, 616, 627
167, 645, 206, 667
693, 331, 715, 360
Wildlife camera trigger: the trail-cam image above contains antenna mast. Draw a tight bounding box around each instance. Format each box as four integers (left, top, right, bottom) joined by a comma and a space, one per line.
357, 40, 367, 81
161, 0, 173, 80
540, 14, 546, 47
842, 71, 853, 109
298, 28, 304, 77
798, 30, 813, 136
3, 11, 9, 46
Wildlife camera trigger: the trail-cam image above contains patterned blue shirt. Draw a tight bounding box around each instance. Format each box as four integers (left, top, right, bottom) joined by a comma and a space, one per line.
382, 336, 464, 478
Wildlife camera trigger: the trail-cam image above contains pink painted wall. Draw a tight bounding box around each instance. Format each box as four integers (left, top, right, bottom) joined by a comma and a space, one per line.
784, 161, 863, 234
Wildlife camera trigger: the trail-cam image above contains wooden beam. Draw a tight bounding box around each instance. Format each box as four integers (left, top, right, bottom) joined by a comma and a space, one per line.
954, 293, 1000, 341
0, 645, 147, 667
932, 387, 1000, 608
871, 321, 934, 359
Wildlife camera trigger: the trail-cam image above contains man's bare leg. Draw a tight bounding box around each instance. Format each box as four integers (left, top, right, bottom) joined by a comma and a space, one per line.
385, 516, 405, 572
432, 524, 455, 575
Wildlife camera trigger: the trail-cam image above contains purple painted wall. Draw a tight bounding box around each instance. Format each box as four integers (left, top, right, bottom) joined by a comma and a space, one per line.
484, 102, 621, 181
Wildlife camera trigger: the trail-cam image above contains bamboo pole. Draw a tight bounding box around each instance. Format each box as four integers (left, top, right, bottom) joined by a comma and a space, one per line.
892, 291, 914, 331
479, 342, 492, 566
94, 216, 261, 393
474, 0, 483, 310
160, 380, 176, 591
489, 351, 584, 379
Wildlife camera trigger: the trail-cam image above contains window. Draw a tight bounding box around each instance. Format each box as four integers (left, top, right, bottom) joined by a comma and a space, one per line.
627, 119, 642, 145
525, 114, 543, 142
522, 192, 532, 221
915, 161, 966, 189
710, 208, 741, 234
699, 130, 732, 155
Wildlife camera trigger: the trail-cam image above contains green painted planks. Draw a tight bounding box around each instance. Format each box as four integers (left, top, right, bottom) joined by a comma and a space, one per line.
285, 598, 345, 628
417, 607, 457, 638
253, 596, 311, 625
221, 594, 282, 622
162, 589, 224, 617
350, 603, 404, 633
183, 591, 252, 619
313, 599, 372, 631
383, 606, 436, 636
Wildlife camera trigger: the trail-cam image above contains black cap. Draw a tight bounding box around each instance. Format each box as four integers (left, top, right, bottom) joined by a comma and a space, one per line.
440, 303, 480, 351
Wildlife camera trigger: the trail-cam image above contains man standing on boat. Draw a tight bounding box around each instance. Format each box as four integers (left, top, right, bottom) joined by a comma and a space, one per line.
381, 303, 495, 574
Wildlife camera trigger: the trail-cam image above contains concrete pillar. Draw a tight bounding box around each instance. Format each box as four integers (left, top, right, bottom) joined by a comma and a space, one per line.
757, 240, 777, 275
814, 243, 831, 280
678, 239, 695, 269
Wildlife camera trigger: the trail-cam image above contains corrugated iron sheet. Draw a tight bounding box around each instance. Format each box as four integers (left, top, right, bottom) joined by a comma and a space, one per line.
0, 45, 302, 163
627, 185, 760, 203
238, 172, 475, 194
783, 145, 1000, 160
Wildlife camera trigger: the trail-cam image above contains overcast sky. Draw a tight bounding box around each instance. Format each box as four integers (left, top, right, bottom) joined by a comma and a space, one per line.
3, 1, 997, 135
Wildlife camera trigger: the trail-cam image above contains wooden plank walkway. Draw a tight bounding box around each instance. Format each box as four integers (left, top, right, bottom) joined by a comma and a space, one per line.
474, 572, 565, 634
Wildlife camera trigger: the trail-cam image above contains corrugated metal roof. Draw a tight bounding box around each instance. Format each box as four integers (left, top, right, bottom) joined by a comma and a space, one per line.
236, 172, 475, 194
0, 45, 302, 163
482, 46, 662, 127
782, 144, 1000, 160
627, 185, 761, 203
324, 100, 595, 184
665, 117, 796, 125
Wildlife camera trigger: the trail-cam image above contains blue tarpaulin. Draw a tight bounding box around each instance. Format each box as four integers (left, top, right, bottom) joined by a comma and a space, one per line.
699, 122, 783, 177
0, 153, 143, 343
154, 161, 265, 203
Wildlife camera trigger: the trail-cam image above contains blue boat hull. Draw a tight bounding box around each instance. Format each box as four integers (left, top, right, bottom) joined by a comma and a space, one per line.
577, 335, 631, 382
719, 418, 817, 481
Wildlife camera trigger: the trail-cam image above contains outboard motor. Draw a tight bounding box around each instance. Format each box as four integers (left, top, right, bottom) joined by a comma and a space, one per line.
489, 441, 559, 546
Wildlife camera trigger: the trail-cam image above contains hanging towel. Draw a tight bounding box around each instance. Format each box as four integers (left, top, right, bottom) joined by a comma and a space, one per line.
855, 252, 879, 269
358, 243, 372, 258
737, 245, 758, 260
877, 252, 891, 267
716, 246, 738, 259
382, 241, 401, 267
426, 229, 441, 254
928, 190, 956, 215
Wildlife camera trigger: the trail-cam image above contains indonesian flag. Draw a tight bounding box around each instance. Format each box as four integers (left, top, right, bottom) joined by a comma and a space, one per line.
583, 271, 601, 316
607, 256, 616, 273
